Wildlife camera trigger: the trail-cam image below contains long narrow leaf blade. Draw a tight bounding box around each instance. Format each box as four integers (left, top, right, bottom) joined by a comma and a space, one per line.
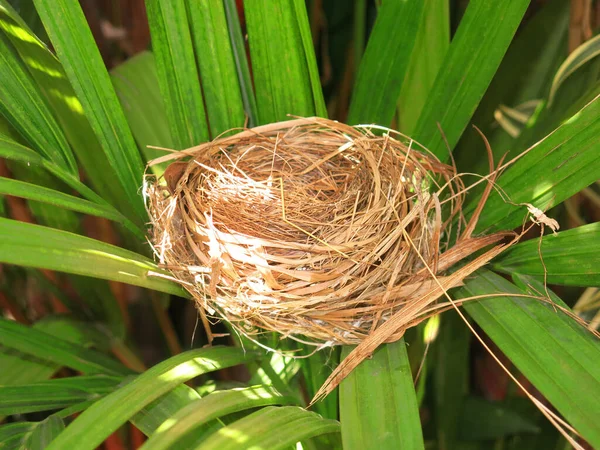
340, 339, 424, 450
291, 0, 327, 118
244, 0, 320, 124
434, 311, 470, 449
195, 406, 340, 450
33, 0, 147, 223
45, 348, 257, 450
0, 177, 143, 239
457, 270, 600, 447
471, 94, 600, 233
413, 0, 530, 159
145, 0, 208, 147
397, 0, 450, 135
0, 1, 135, 215
455, 0, 569, 173
0, 134, 119, 209
347, 0, 425, 126
132, 385, 201, 436
0, 376, 121, 415
223, 0, 258, 127
493, 222, 600, 286
0, 318, 128, 376
141, 385, 297, 450
0, 31, 76, 174
0, 217, 185, 296
186, 0, 245, 136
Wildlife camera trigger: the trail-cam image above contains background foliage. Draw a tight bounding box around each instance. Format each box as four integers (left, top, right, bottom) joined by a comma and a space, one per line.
0, 0, 599, 449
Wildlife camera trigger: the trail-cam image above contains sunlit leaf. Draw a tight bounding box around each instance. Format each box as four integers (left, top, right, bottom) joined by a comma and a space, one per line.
0, 318, 129, 376
348, 0, 424, 126
0, 177, 143, 239
0, 375, 121, 415
455, 0, 569, 173
186, 0, 246, 136
397, 0, 449, 135
195, 406, 340, 450
0, 0, 135, 217
145, 0, 208, 147
470, 94, 600, 233
493, 222, 600, 286
0, 29, 77, 174
457, 271, 600, 448
413, 0, 530, 159
45, 347, 257, 450
0, 217, 186, 296
223, 0, 258, 127
141, 385, 297, 450
133, 385, 201, 436
340, 339, 424, 450
244, 0, 322, 124
33, 0, 147, 223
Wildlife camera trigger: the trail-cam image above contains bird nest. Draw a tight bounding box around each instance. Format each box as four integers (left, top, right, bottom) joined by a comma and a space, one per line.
145, 117, 516, 397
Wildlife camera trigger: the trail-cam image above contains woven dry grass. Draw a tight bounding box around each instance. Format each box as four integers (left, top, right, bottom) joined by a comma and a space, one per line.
145, 117, 516, 400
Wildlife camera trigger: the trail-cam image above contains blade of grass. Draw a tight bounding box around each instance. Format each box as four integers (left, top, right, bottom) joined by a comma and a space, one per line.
145, 0, 208, 147
0, 375, 121, 415
140, 385, 297, 450
244, 0, 320, 124
0, 217, 186, 297
340, 339, 424, 450
397, 0, 449, 135
291, 0, 327, 118
412, 0, 530, 160
0, 177, 144, 239
0, 134, 120, 212
493, 222, 600, 286
0, 31, 77, 174
469, 93, 600, 233
132, 384, 201, 435
3, 0, 46, 40
454, 0, 569, 173
186, 0, 246, 136
34, 316, 112, 352
4, 145, 130, 336
0, 0, 136, 218
45, 347, 257, 450
195, 406, 340, 450
33, 0, 147, 224
347, 0, 425, 126
0, 318, 129, 376
0, 315, 118, 388
0, 350, 58, 386
457, 270, 600, 448
223, 0, 258, 127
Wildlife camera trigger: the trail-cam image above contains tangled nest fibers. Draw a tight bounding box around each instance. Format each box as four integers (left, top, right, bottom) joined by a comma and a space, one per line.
146, 117, 517, 401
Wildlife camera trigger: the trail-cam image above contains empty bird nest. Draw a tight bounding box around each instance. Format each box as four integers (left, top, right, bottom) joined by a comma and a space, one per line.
145, 117, 518, 398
